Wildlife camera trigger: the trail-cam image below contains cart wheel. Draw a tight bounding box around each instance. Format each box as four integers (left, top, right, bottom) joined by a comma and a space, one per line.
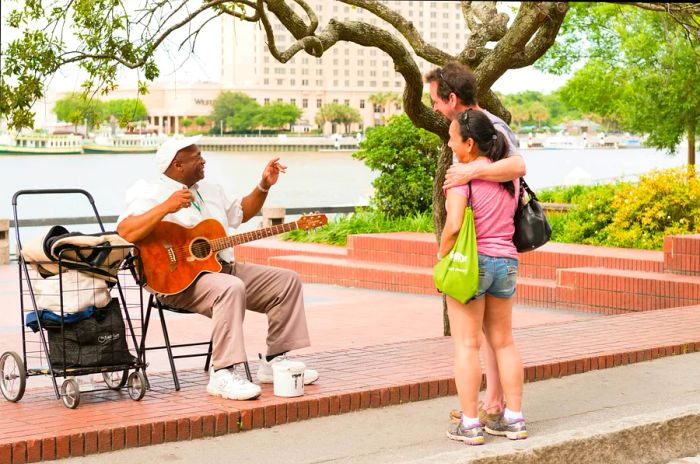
60, 379, 81, 409
102, 369, 128, 390
127, 371, 146, 401
0, 352, 26, 402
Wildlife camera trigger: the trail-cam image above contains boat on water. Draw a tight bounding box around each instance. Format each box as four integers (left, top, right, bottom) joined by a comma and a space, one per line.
82, 133, 163, 154
542, 134, 585, 150
0, 133, 83, 155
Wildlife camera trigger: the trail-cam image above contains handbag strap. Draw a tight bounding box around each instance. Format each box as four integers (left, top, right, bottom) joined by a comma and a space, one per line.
467, 181, 473, 208
519, 178, 538, 202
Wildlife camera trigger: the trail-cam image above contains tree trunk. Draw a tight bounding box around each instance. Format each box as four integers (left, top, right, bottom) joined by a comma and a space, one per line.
433, 142, 452, 335
688, 124, 696, 174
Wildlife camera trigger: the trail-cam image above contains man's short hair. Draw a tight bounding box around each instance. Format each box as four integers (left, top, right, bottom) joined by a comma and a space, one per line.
424, 63, 477, 106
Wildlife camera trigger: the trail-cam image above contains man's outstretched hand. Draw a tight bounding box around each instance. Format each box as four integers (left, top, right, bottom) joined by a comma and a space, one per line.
260, 157, 287, 190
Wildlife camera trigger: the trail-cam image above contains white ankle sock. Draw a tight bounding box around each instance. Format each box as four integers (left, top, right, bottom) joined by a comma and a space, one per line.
504, 408, 524, 422
461, 414, 481, 427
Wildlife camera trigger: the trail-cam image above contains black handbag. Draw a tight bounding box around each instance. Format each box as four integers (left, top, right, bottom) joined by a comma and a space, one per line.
513, 178, 552, 252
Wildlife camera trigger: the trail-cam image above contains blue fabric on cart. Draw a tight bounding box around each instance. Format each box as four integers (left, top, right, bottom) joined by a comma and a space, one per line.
25, 306, 95, 333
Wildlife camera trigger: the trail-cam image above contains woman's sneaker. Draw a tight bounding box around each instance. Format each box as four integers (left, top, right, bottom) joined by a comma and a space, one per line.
207, 366, 261, 400
446, 422, 485, 445
484, 416, 528, 440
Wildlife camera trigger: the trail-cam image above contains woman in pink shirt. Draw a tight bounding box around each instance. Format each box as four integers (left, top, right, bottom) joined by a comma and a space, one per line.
438, 109, 527, 445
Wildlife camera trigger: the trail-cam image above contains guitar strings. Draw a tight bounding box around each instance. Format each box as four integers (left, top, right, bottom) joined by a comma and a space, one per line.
169, 223, 301, 258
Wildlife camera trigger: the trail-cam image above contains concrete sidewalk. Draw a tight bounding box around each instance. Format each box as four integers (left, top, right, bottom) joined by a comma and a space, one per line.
60, 352, 700, 464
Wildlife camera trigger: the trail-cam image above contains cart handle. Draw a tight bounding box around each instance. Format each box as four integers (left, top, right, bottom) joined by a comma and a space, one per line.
12, 189, 96, 206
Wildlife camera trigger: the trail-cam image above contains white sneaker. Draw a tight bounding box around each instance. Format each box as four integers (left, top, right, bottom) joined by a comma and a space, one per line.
257, 354, 319, 385
207, 366, 261, 400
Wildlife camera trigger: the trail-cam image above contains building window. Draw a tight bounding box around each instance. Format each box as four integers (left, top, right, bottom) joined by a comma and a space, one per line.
277, 79, 283, 85
333, 80, 338, 86
316, 79, 323, 85
264, 78, 269, 85
317, 99, 322, 108
360, 99, 365, 109
290, 79, 295, 86
316, 69, 323, 75
373, 103, 382, 112
302, 98, 308, 108
277, 98, 283, 102
290, 98, 296, 105
370, 80, 376, 87
302, 79, 309, 85
345, 80, 350, 87
333, 99, 339, 103
264, 98, 270, 105
358, 80, 364, 86
344, 99, 350, 106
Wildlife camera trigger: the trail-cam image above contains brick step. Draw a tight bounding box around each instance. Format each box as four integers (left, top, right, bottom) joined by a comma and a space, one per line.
514, 277, 558, 308
557, 267, 700, 314
664, 234, 700, 276
235, 237, 347, 266
519, 242, 664, 280
347, 232, 438, 267
268, 254, 559, 303
269, 254, 437, 295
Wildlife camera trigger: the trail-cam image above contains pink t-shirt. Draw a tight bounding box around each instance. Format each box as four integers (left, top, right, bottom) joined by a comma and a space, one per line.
446, 159, 520, 260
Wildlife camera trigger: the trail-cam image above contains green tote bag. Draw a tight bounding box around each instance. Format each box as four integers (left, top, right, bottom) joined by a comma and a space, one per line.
433, 183, 479, 303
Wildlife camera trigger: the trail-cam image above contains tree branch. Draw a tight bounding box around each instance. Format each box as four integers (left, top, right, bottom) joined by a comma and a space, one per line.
337, 0, 456, 65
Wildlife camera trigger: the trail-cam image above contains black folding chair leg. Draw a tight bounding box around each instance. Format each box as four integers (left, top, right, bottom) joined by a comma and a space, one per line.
158, 304, 181, 391
203, 340, 212, 372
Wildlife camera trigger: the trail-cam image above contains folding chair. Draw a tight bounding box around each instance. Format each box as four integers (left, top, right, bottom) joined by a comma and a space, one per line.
140, 294, 252, 391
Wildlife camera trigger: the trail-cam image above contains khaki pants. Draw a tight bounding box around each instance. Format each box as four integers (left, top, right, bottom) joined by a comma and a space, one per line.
158, 262, 310, 369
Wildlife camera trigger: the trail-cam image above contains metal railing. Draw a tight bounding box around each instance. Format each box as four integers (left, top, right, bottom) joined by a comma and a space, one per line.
7, 203, 571, 229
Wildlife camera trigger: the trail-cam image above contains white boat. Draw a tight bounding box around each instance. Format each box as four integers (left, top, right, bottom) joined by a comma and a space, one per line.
0, 133, 83, 155
542, 134, 585, 150
82, 133, 163, 154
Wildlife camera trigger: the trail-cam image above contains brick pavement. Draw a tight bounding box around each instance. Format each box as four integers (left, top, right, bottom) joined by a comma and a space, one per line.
1, 305, 698, 464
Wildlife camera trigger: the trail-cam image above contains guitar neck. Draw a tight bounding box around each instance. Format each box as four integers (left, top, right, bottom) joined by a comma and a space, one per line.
211, 221, 299, 251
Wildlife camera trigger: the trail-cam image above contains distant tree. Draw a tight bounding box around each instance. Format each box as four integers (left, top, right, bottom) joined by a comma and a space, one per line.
212, 91, 261, 132
103, 98, 147, 126
255, 102, 302, 130
509, 104, 530, 130
181, 118, 193, 132
368, 92, 402, 122
53, 93, 104, 132
528, 102, 550, 128
195, 116, 208, 130
315, 103, 361, 133
539, 2, 699, 167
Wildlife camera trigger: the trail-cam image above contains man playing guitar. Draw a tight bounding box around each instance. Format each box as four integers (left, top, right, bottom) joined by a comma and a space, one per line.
117, 135, 318, 400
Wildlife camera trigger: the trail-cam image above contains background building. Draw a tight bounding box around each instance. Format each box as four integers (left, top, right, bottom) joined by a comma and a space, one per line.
50, 1, 467, 135
220, 0, 466, 134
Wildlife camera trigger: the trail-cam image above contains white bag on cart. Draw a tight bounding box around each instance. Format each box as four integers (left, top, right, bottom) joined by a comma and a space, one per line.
32, 270, 111, 313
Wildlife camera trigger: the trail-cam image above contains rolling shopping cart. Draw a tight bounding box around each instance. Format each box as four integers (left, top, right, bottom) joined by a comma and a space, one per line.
0, 189, 147, 408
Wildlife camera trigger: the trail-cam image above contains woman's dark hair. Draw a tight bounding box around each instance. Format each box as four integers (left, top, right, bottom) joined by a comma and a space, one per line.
456, 109, 515, 196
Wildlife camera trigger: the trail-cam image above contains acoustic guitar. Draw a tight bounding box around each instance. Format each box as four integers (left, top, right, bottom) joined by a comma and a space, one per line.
135, 214, 327, 295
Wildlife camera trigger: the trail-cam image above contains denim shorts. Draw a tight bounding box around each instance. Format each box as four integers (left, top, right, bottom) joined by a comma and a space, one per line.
475, 254, 518, 299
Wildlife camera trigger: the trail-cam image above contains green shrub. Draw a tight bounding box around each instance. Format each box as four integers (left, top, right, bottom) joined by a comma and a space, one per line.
550, 184, 619, 245
602, 168, 700, 249
538, 184, 606, 204
353, 114, 440, 218
550, 168, 700, 250
283, 209, 434, 246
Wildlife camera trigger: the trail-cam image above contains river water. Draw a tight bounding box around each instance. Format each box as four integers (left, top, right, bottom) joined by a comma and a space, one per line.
0, 146, 687, 247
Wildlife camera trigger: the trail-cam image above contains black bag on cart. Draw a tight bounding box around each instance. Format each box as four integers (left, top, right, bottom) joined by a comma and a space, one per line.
45, 298, 135, 368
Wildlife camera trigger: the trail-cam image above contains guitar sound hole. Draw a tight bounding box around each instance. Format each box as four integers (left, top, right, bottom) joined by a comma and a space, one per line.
190, 238, 212, 259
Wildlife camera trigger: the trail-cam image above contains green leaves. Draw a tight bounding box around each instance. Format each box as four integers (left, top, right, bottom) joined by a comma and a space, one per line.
353, 114, 440, 218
